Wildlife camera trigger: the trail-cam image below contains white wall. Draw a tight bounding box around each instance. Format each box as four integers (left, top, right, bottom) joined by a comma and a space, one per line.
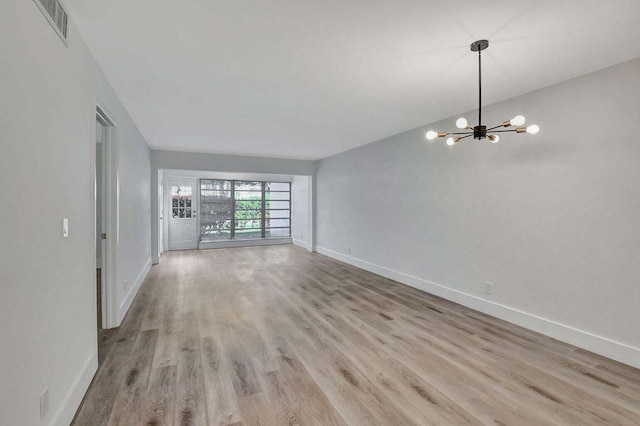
0, 2, 151, 425
112, 110, 153, 326
292, 175, 312, 250
316, 57, 640, 368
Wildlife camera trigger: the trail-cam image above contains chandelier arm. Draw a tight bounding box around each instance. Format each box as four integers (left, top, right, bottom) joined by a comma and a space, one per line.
486, 124, 505, 131
446, 131, 474, 135
487, 129, 519, 133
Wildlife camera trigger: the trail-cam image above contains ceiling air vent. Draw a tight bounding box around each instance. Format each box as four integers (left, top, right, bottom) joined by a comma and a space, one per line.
33, 0, 69, 44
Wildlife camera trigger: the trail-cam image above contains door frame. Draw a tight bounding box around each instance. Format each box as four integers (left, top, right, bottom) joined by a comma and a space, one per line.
166, 177, 199, 250
158, 170, 164, 259
92, 102, 119, 329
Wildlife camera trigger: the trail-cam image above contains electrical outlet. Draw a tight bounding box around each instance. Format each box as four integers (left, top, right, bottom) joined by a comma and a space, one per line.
484, 282, 493, 295
62, 218, 69, 238
40, 388, 49, 419
347, 246, 351, 254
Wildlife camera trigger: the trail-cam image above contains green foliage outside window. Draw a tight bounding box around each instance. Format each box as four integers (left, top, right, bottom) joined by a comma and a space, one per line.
235, 195, 270, 230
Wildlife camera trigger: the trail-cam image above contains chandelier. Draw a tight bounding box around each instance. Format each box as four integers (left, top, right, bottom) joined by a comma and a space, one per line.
425, 40, 539, 146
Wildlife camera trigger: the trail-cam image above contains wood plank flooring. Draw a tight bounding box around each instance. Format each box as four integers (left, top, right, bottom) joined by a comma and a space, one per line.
73, 245, 640, 425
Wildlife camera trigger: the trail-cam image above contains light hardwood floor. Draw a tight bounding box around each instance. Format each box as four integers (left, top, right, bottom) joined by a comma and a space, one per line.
73, 245, 640, 425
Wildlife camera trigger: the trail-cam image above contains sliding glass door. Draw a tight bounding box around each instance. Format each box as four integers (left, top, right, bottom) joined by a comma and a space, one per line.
200, 179, 291, 242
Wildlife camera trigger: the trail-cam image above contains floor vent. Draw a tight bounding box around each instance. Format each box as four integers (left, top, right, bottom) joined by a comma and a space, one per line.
33, 0, 69, 44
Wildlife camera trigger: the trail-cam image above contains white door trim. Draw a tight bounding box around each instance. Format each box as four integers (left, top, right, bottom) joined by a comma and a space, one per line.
95, 102, 119, 329
158, 170, 164, 259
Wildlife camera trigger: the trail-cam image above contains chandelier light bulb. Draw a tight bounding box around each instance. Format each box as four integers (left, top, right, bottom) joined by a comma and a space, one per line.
510, 115, 526, 126
489, 135, 500, 143
446, 137, 455, 146
526, 124, 540, 135
426, 131, 438, 140
456, 117, 468, 129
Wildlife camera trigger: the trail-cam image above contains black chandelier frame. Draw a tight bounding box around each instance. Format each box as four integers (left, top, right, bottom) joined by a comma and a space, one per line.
427, 40, 538, 145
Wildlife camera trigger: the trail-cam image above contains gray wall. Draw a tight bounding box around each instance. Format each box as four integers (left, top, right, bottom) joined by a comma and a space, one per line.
316, 57, 640, 368
0, 2, 151, 424
291, 175, 312, 249
151, 150, 316, 262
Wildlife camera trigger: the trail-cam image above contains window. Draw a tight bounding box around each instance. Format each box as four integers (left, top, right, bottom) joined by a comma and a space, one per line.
200, 180, 291, 242
171, 186, 193, 218
234, 181, 263, 239
265, 182, 291, 238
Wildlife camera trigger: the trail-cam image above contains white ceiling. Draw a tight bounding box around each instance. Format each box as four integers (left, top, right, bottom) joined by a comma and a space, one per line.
65, 0, 640, 160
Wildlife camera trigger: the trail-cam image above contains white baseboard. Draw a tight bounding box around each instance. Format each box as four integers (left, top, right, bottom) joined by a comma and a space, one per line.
292, 238, 312, 251
316, 246, 640, 369
118, 259, 152, 324
50, 350, 98, 426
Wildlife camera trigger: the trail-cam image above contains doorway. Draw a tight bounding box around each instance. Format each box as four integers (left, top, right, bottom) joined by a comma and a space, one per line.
94, 106, 118, 340
95, 119, 106, 329
158, 170, 164, 258
167, 179, 199, 250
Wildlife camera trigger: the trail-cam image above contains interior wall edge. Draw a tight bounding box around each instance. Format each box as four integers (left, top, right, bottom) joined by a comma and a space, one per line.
316, 246, 640, 369
49, 351, 97, 426
117, 259, 152, 325
292, 238, 312, 251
